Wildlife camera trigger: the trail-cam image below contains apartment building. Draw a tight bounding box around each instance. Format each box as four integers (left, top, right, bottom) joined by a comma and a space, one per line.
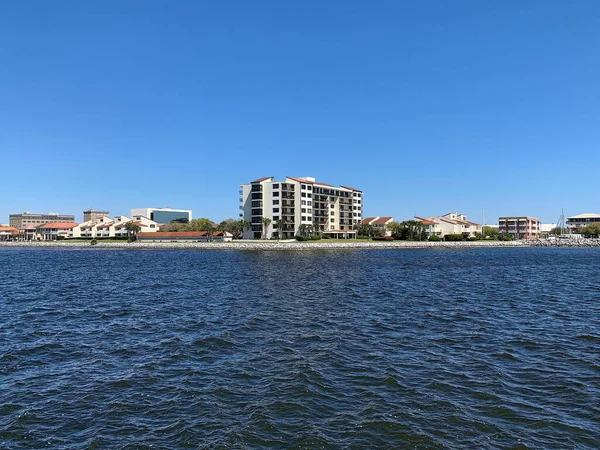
416, 212, 482, 238
72, 215, 159, 239
240, 176, 363, 239
9, 212, 75, 229
567, 213, 600, 233
130, 207, 192, 224
36, 222, 79, 240
498, 216, 540, 240
83, 209, 109, 222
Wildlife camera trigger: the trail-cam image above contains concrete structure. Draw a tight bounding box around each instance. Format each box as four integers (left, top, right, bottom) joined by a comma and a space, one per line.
498, 216, 540, 240
83, 209, 109, 222
36, 222, 79, 240
72, 215, 159, 239
240, 176, 363, 239
0, 226, 18, 241
540, 223, 558, 238
567, 213, 600, 233
362, 217, 394, 236
416, 212, 482, 239
130, 207, 192, 224
9, 212, 75, 229
137, 231, 233, 242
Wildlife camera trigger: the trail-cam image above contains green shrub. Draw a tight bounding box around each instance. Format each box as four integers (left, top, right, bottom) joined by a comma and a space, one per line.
310, 235, 321, 240
467, 236, 477, 241
444, 234, 464, 241
372, 236, 394, 241
322, 234, 331, 239
357, 235, 370, 239
295, 235, 310, 241
428, 235, 441, 242
90, 239, 98, 246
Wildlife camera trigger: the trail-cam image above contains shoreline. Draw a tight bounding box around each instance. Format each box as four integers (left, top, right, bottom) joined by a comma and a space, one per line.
1, 239, 599, 250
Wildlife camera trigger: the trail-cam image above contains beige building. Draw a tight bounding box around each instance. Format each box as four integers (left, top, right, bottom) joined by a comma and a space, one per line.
0, 226, 19, 241
9, 212, 75, 229
36, 222, 79, 240
72, 215, 159, 239
416, 212, 482, 238
498, 216, 540, 240
240, 176, 363, 239
83, 209, 109, 222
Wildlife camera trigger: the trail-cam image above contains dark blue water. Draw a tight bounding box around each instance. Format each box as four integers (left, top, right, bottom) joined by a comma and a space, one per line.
1, 247, 599, 449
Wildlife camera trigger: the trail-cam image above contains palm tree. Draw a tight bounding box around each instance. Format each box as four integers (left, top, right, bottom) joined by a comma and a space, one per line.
261, 217, 272, 239
274, 218, 287, 240
125, 221, 141, 241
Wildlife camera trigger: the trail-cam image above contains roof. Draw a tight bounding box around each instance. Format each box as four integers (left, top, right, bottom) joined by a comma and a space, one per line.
340, 185, 362, 192
287, 176, 314, 184
372, 216, 393, 225
0, 226, 18, 232
37, 222, 79, 229
567, 213, 600, 219
415, 216, 438, 225
252, 177, 272, 183
362, 217, 377, 224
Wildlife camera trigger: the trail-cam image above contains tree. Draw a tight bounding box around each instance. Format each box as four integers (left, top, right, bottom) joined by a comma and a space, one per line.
549, 226, 568, 236
274, 218, 288, 240
218, 218, 244, 239
297, 224, 314, 238
582, 223, 600, 238
483, 226, 499, 239
387, 220, 424, 240
125, 221, 141, 241
261, 217, 272, 239
356, 224, 375, 238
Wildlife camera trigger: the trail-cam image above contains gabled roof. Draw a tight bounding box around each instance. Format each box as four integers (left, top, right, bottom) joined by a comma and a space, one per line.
362, 217, 377, 224
568, 213, 600, 219
415, 216, 438, 225
37, 222, 79, 229
372, 216, 393, 225
252, 177, 272, 183
0, 226, 18, 232
287, 176, 314, 184
340, 185, 361, 192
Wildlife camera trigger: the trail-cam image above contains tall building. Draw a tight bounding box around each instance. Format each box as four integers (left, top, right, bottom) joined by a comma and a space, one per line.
83, 209, 109, 222
567, 213, 600, 233
130, 207, 192, 224
239, 176, 363, 240
498, 216, 540, 240
9, 212, 75, 229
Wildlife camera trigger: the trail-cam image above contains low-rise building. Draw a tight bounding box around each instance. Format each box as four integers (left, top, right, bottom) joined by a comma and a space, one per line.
72, 215, 159, 239
498, 216, 540, 240
83, 209, 109, 222
0, 226, 18, 241
567, 213, 600, 233
416, 212, 482, 238
362, 217, 394, 236
36, 222, 79, 240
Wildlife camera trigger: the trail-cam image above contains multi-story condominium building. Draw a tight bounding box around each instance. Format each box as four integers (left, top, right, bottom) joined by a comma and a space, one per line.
498, 216, 540, 240
362, 217, 394, 236
567, 213, 600, 232
36, 222, 80, 240
130, 207, 192, 224
9, 212, 75, 229
83, 209, 109, 222
416, 212, 482, 238
240, 176, 363, 239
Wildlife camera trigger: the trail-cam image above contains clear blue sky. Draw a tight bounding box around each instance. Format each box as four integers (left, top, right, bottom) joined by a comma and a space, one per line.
1, 1, 599, 225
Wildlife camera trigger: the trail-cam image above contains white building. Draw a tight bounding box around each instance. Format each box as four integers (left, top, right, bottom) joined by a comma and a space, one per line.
130, 207, 192, 224
362, 217, 394, 236
240, 176, 363, 239
416, 212, 482, 238
36, 222, 79, 240
567, 213, 600, 233
72, 215, 159, 239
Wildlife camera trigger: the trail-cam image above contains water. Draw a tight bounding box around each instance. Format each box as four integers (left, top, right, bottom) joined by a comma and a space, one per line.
0, 247, 599, 449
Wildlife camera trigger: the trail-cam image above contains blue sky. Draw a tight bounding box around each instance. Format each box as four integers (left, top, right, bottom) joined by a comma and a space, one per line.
1, 1, 598, 225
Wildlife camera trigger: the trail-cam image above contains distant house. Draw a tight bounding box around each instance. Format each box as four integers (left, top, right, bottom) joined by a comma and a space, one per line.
415, 212, 482, 239
362, 216, 394, 236
136, 231, 233, 242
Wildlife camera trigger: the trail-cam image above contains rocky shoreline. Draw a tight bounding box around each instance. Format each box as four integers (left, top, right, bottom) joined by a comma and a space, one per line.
1, 239, 599, 250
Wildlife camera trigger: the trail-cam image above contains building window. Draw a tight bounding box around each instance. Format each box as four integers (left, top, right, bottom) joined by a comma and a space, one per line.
273, 208, 280, 213
273, 192, 279, 197
301, 184, 307, 190
301, 192, 306, 197
273, 200, 279, 205
273, 184, 279, 189
301, 208, 306, 213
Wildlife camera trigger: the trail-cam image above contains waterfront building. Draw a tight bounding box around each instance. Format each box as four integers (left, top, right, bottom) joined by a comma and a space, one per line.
36, 222, 79, 240
0, 226, 18, 241
416, 212, 482, 238
9, 212, 75, 229
498, 216, 540, 240
239, 176, 363, 239
130, 207, 192, 224
362, 217, 394, 236
567, 213, 600, 233
83, 209, 109, 222
72, 215, 159, 239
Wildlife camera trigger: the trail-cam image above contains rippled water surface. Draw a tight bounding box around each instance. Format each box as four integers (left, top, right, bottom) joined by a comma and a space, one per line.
1, 247, 599, 449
